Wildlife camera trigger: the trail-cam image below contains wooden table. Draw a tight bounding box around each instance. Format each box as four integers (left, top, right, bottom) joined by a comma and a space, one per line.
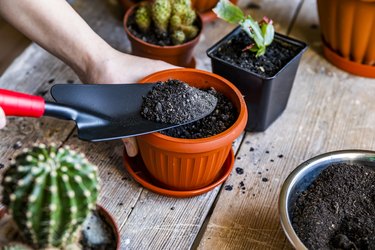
1, 0, 374, 249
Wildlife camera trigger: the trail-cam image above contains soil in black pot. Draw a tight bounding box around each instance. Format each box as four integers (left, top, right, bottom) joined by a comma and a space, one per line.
141, 79, 237, 139
291, 163, 375, 250
127, 11, 200, 46
212, 31, 302, 77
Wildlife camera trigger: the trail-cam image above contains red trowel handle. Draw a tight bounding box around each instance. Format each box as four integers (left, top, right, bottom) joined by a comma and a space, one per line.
0, 89, 45, 117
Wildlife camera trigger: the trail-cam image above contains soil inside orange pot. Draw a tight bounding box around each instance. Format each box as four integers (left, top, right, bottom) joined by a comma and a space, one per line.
141, 79, 238, 139
291, 163, 375, 249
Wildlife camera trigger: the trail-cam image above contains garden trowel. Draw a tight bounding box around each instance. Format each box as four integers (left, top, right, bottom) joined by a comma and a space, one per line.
0, 84, 216, 142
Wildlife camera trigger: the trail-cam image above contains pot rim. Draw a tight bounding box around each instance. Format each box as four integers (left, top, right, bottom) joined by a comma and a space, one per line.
123, 4, 203, 50
137, 68, 247, 151
279, 149, 375, 249
96, 204, 121, 250
206, 26, 308, 80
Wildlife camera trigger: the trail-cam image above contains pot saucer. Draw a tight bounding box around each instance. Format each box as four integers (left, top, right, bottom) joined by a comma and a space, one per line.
123, 149, 234, 198
323, 44, 375, 78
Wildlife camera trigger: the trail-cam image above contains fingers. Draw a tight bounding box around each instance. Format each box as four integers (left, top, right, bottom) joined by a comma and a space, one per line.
122, 137, 138, 157
0, 107, 6, 129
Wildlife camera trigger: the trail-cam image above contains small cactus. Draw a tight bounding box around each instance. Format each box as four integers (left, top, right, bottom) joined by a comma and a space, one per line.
135, 2, 152, 33
152, 0, 172, 34
1, 144, 99, 249
134, 0, 199, 45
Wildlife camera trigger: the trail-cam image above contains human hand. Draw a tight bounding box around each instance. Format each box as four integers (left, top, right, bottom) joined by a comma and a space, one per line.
0, 107, 6, 129
82, 49, 178, 157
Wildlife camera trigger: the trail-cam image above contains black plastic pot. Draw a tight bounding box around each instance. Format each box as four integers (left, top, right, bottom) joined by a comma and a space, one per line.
207, 26, 307, 132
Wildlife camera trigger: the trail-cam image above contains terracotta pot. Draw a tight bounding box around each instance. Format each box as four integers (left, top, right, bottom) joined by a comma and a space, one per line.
317, 0, 375, 78
123, 5, 202, 67
0, 205, 120, 249
136, 68, 247, 191
119, 0, 237, 23
97, 205, 121, 250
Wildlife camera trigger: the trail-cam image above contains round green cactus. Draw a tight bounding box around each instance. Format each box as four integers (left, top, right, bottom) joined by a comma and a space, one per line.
1, 144, 99, 249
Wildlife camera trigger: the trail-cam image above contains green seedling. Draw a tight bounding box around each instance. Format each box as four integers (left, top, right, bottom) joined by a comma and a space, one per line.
213, 0, 274, 57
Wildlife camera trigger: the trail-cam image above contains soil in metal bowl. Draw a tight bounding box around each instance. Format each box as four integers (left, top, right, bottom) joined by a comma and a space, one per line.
212, 31, 302, 77
291, 163, 375, 249
141, 79, 237, 139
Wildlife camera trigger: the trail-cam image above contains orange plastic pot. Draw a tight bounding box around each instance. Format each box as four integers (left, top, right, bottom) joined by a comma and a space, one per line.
135, 68, 247, 191
317, 0, 375, 78
123, 5, 202, 67
119, 0, 237, 23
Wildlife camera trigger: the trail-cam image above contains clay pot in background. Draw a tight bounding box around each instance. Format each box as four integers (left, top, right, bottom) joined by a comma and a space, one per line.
119, 0, 238, 22
317, 0, 375, 78
123, 5, 202, 67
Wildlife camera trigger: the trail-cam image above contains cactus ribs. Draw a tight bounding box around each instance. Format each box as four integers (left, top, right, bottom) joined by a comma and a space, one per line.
127, 0, 200, 46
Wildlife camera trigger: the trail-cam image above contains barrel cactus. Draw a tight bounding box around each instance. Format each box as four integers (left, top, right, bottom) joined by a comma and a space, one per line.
1, 144, 99, 249
134, 0, 199, 45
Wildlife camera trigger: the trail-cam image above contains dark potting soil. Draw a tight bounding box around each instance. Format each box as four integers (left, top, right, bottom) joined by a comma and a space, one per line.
291, 163, 375, 250
80, 210, 117, 250
141, 79, 217, 125
127, 11, 198, 46
160, 86, 237, 139
212, 31, 301, 77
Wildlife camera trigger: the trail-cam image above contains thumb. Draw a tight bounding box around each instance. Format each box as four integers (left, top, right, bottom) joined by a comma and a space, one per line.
122, 137, 138, 157
0, 107, 6, 129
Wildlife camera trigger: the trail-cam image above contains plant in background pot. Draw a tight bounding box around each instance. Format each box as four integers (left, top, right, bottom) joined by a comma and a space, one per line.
206, 0, 307, 132
123, 68, 247, 197
123, 0, 202, 67
317, 0, 375, 78
0, 144, 119, 249
119, 0, 238, 23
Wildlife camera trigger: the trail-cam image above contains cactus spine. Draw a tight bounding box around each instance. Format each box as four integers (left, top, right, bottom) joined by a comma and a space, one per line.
1, 144, 99, 249
134, 0, 199, 45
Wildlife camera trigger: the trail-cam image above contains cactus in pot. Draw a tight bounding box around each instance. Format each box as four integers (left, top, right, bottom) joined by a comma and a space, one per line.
134, 0, 199, 45
1, 144, 99, 249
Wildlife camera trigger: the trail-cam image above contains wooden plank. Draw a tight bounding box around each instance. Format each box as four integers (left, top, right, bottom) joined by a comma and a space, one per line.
196, 0, 375, 249
117, 134, 244, 249
0, 1, 246, 249
115, 0, 302, 249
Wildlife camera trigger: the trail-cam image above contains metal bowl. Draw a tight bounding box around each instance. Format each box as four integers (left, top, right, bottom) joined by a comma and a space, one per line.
279, 149, 375, 249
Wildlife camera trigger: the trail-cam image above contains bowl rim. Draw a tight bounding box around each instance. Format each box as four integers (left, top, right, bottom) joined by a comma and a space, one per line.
279, 149, 375, 249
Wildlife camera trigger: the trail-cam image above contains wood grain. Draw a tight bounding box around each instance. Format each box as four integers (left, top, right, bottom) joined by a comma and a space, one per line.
196, 0, 375, 249
2, 0, 373, 249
